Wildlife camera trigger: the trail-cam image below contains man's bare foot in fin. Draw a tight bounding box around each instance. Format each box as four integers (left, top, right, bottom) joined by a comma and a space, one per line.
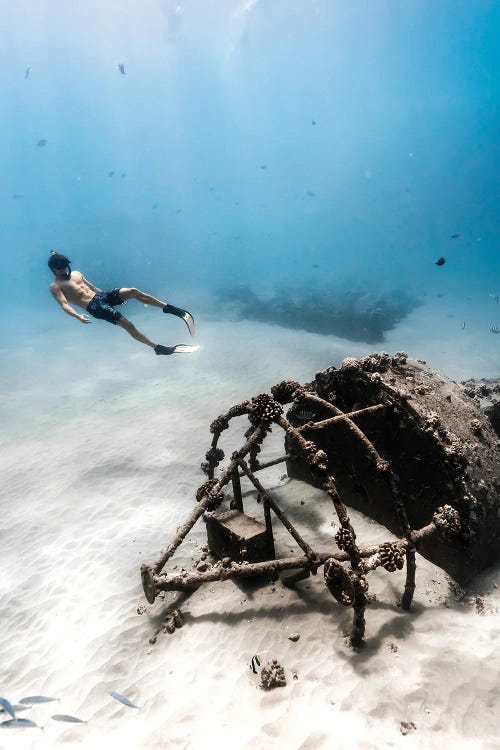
154, 344, 200, 355
163, 304, 195, 336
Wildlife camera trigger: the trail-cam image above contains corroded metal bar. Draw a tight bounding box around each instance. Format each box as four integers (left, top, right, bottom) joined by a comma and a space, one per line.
238, 457, 320, 565
231, 468, 243, 512
297, 404, 386, 432
238, 454, 290, 475
262, 495, 276, 560
143, 522, 438, 602
153, 553, 334, 591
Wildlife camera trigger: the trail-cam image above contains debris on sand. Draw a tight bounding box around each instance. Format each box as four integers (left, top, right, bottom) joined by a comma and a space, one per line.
260, 660, 286, 690
400, 721, 416, 735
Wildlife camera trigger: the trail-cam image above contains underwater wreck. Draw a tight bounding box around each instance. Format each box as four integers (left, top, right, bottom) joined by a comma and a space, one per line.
141, 353, 499, 648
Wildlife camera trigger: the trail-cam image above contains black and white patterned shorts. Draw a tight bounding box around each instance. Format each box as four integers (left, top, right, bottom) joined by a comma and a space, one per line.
86, 288, 124, 325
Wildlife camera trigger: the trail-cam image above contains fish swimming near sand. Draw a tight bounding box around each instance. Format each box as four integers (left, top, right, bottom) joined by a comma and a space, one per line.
249, 651, 270, 674
0, 704, 29, 714
36, 139, 47, 147
118, 63, 126, 75
435, 257, 446, 266
250, 654, 261, 674
0, 699, 15, 719
491, 326, 499, 334
19, 695, 58, 705
1, 718, 39, 729
52, 714, 86, 723
110, 691, 140, 709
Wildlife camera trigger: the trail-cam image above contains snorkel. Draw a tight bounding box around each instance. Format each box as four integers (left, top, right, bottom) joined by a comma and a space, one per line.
48, 251, 72, 280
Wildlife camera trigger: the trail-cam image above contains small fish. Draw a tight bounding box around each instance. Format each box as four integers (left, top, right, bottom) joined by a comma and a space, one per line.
175, 208, 182, 214
1, 718, 39, 729
36, 139, 47, 147
312, 264, 319, 269
0, 698, 15, 719
250, 654, 261, 674
25, 67, 31, 79
312, 119, 316, 125
121, 172, 126, 178
110, 691, 140, 709
108, 170, 115, 177
118, 63, 126, 75
0, 704, 29, 714
19, 695, 58, 705
52, 714, 86, 724
460, 321, 465, 330
491, 326, 500, 334
152, 203, 158, 209
249, 651, 270, 674
450, 233, 460, 239
260, 164, 267, 170
490, 294, 499, 304
435, 257, 446, 266
306, 191, 315, 197
12, 193, 24, 199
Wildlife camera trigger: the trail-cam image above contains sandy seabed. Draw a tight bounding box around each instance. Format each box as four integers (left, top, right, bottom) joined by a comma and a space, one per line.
0, 299, 499, 750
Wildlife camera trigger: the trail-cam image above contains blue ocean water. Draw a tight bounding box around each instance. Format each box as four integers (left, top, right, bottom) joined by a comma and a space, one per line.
1, 0, 499, 352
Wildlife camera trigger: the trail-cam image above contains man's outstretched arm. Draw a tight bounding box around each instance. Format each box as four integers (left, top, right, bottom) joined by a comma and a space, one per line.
50, 286, 91, 323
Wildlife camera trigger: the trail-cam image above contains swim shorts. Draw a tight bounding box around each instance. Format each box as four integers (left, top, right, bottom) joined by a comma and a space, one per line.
86, 288, 124, 325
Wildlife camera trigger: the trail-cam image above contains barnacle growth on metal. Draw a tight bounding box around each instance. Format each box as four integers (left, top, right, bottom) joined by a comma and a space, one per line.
141, 380, 462, 649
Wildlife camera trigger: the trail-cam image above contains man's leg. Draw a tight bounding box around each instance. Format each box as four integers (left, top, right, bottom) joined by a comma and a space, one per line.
117, 316, 156, 348
116, 316, 199, 355
119, 287, 166, 308
118, 288, 195, 337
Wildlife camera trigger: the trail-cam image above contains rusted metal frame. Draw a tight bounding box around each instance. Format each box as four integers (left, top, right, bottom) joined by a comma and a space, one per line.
237, 457, 320, 566
300, 393, 388, 470
153, 552, 336, 591
297, 404, 386, 432
302, 391, 418, 611
277, 412, 369, 645
150, 424, 267, 575
207, 401, 251, 479
231, 468, 243, 512
146, 522, 439, 600
277, 416, 359, 548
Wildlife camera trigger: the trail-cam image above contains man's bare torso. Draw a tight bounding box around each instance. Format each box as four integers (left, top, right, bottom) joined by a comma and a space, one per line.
49, 271, 97, 309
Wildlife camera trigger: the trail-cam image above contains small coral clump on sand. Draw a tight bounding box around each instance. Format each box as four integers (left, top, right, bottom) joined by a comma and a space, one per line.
260, 660, 287, 690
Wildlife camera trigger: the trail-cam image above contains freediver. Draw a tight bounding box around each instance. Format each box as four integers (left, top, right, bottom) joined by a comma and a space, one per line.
48, 251, 199, 356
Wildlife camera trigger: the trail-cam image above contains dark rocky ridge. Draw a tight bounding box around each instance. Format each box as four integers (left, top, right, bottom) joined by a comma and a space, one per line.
215, 286, 420, 343
285, 353, 499, 583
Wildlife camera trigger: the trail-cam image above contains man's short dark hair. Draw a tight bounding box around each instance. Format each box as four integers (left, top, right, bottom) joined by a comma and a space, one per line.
48, 252, 71, 271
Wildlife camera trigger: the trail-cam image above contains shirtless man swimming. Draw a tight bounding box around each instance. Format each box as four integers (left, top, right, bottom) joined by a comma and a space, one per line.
48, 251, 199, 356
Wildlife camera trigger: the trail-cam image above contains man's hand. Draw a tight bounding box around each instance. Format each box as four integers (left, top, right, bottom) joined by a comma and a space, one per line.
79, 314, 92, 324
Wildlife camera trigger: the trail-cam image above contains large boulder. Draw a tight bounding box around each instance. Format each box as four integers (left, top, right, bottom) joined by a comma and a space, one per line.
285, 353, 500, 583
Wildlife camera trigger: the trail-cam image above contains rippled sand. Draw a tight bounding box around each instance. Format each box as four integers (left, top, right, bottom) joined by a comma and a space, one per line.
1, 307, 498, 749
